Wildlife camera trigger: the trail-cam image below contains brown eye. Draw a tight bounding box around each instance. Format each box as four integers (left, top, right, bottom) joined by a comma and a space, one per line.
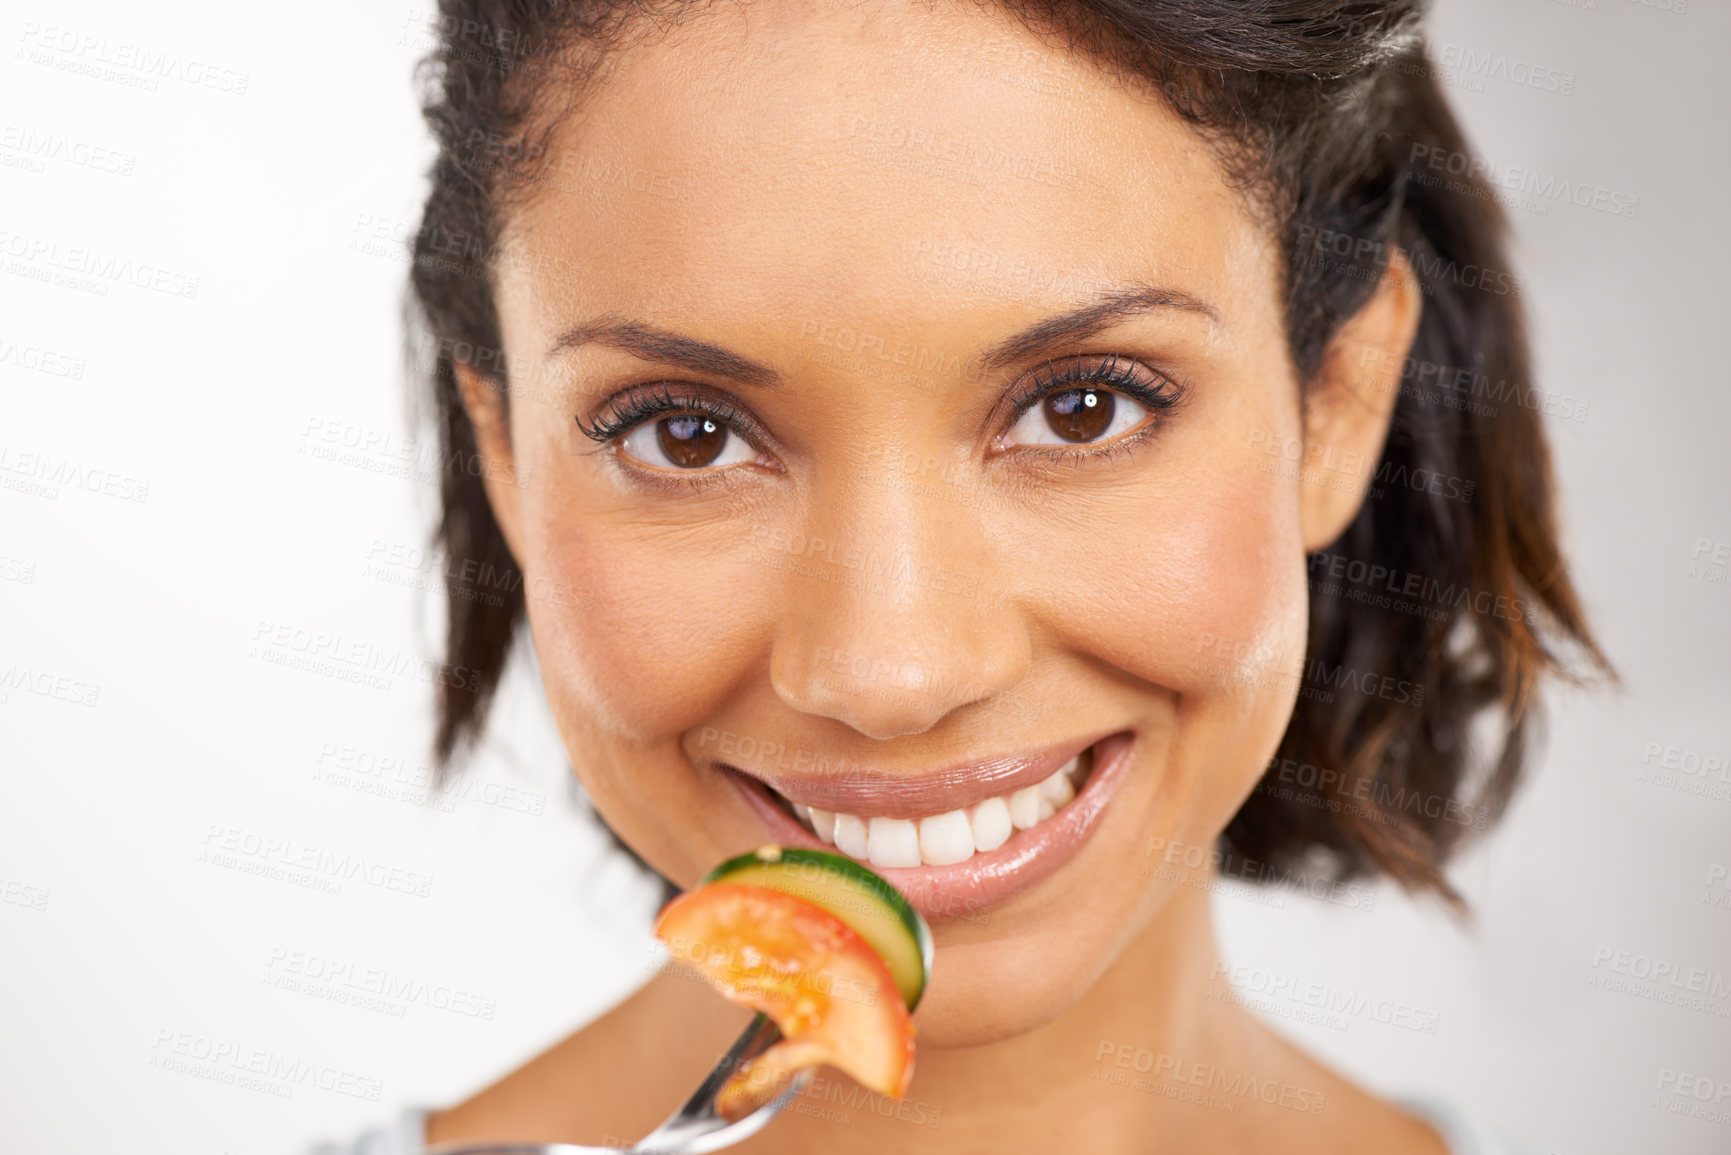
658, 415, 727, 467
619, 412, 758, 471
1043, 388, 1114, 442
1001, 380, 1154, 450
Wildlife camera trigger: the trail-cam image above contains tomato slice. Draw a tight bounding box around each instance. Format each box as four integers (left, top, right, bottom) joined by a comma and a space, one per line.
702, 846, 933, 1012
655, 882, 916, 1119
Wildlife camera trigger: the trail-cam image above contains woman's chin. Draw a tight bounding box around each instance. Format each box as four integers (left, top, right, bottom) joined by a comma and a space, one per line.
912, 994, 1072, 1051
906, 937, 1107, 1050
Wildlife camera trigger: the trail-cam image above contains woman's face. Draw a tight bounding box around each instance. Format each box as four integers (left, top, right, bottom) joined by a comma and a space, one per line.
468, 0, 1401, 1047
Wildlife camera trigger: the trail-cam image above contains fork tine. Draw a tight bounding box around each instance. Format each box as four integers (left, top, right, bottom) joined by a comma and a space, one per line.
630, 1070, 811, 1155
631, 1012, 815, 1154
653, 1012, 783, 1131
423, 1015, 808, 1155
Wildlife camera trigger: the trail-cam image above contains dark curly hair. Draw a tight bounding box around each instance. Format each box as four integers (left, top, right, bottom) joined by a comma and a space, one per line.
405, 0, 1611, 906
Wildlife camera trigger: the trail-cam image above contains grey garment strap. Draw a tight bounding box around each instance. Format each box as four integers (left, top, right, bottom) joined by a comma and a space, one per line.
399, 1107, 432, 1154
319, 1098, 1542, 1155
1394, 1094, 1543, 1155
305, 1106, 431, 1155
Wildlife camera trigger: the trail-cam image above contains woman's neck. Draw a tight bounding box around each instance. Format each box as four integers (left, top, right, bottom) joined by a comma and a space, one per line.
755, 879, 1258, 1154
428, 877, 1447, 1155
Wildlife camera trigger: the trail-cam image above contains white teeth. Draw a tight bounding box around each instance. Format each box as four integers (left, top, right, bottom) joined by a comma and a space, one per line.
1008, 785, 1043, 830
867, 817, 921, 869
833, 813, 869, 858
1040, 766, 1075, 808
780, 744, 1098, 866
918, 810, 975, 866
969, 797, 1012, 853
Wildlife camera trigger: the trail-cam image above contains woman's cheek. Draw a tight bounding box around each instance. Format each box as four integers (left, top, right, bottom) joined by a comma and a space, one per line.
1030, 469, 1306, 709
517, 497, 773, 745
1178, 487, 1308, 703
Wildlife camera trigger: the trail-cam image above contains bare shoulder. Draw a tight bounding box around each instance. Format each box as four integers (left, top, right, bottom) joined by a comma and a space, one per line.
1232, 1023, 1453, 1155
425, 969, 754, 1147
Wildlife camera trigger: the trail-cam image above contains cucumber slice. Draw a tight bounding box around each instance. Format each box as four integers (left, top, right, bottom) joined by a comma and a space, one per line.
703, 846, 934, 1011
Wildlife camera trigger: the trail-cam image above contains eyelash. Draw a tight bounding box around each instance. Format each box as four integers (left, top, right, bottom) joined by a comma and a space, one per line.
999, 353, 1187, 462
575, 381, 762, 447
574, 354, 1188, 487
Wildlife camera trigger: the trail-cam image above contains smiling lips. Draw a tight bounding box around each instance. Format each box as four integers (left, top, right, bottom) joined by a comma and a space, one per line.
718, 730, 1136, 919
789, 748, 1092, 869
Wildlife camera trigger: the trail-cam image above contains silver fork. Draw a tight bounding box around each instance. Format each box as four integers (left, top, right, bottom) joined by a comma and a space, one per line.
422, 1012, 810, 1155
631, 1012, 810, 1154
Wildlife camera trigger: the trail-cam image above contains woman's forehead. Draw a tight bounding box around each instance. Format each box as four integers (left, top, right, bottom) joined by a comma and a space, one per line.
493, 0, 1274, 344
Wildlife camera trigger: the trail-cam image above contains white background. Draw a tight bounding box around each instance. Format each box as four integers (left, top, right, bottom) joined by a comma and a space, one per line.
1, 1, 1727, 1152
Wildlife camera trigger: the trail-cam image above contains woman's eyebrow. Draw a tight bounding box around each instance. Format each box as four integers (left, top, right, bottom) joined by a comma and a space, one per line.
544, 283, 1218, 387
977, 284, 1219, 374
546, 317, 783, 388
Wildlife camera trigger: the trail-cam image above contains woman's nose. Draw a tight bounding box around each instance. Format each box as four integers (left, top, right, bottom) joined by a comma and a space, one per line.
765, 476, 1033, 740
